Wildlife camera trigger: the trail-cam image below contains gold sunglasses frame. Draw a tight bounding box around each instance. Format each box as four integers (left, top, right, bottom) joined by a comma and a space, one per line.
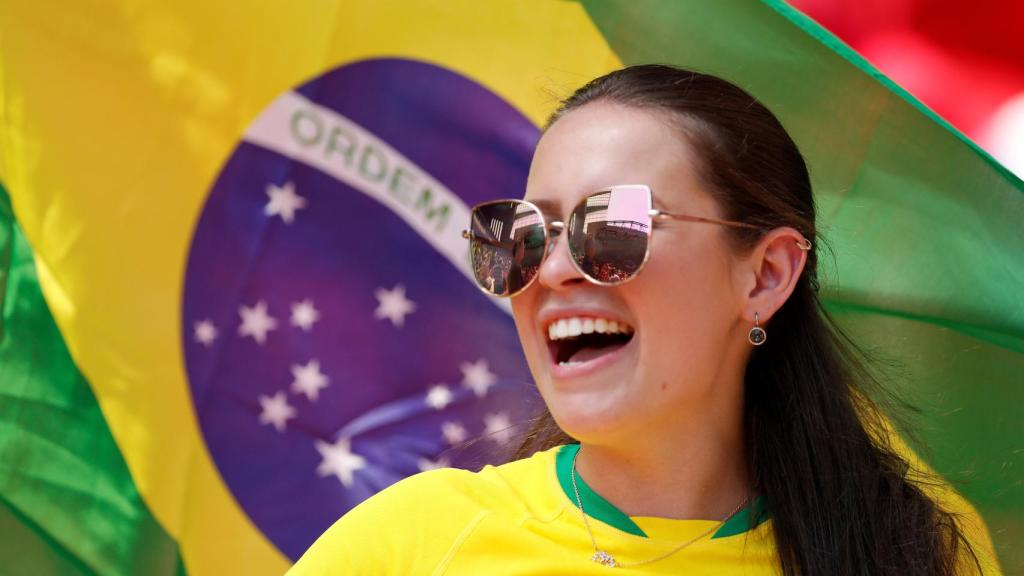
461, 184, 812, 297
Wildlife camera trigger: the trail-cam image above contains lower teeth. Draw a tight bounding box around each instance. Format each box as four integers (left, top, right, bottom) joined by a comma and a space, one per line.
558, 360, 583, 366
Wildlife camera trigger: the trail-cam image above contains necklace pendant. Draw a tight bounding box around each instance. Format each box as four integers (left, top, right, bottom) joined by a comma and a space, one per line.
591, 550, 617, 567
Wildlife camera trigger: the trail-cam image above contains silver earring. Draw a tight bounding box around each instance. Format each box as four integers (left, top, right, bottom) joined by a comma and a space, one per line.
748, 312, 766, 346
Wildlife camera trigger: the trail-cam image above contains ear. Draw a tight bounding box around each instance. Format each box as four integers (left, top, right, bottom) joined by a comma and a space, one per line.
738, 227, 809, 324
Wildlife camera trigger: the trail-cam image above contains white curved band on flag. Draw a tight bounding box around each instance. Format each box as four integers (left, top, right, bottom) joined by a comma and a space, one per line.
244, 90, 511, 314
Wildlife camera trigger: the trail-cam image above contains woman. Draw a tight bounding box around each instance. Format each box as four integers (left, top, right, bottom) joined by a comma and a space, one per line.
290, 65, 1001, 574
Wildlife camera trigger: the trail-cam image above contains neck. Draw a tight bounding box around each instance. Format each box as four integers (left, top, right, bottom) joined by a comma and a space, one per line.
573, 399, 750, 521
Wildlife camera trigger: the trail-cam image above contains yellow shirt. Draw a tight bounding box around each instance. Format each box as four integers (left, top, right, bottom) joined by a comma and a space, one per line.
291, 444, 775, 575
288, 443, 1002, 575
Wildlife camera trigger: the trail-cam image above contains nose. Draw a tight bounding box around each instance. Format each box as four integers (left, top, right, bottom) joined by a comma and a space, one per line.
537, 225, 587, 291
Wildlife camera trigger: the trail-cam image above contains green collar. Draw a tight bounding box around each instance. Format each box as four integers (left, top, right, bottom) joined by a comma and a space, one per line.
555, 444, 769, 539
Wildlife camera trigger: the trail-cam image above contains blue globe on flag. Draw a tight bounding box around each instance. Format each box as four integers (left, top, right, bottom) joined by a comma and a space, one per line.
182, 58, 542, 559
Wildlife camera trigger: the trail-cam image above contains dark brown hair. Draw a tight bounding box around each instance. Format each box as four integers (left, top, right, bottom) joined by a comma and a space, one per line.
510, 64, 980, 575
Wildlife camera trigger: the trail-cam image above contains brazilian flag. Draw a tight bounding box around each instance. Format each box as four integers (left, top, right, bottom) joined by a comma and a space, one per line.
0, 1, 1020, 574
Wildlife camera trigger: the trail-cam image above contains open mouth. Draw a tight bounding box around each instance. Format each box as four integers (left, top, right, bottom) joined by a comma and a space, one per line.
546, 317, 635, 366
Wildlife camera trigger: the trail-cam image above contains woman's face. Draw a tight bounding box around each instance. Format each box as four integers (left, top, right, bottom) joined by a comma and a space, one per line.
511, 101, 747, 444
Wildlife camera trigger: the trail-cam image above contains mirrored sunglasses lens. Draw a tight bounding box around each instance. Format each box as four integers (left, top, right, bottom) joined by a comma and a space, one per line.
568, 188, 651, 283
468, 202, 545, 296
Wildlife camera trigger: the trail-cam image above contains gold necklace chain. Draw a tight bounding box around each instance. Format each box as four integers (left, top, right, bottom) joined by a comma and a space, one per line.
570, 447, 750, 568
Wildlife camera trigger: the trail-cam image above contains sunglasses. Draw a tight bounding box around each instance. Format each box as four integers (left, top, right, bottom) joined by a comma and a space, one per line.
462, 184, 812, 297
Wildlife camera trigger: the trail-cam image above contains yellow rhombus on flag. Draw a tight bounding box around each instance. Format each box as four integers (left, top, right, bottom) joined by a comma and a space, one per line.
0, 1, 1020, 574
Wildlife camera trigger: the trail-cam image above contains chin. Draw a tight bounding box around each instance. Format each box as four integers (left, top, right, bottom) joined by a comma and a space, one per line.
546, 395, 636, 444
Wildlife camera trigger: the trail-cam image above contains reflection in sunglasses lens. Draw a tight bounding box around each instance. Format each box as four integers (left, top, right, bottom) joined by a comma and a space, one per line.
568, 187, 651, 283
469, 202, 545, 296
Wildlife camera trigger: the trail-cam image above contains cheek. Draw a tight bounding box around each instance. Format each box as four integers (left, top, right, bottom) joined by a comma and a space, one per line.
637, 251, 728, 323
510, 295, 545, 372
632, 253, 736, 389
643, 232, 735, 318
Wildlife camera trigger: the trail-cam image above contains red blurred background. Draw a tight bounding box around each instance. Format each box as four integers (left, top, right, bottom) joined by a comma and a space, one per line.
791, 0, 1024, 178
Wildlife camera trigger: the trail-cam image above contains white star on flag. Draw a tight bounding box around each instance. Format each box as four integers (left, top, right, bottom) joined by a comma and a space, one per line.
441, 420, 468, 445
290, 299, 320, 331
484, 412, 514, 445
425, 384, 454, 410
417, 456, 451, 472
374, 284, 416, 327
461, 358, 497, 397
194, 319, 218, 347
291, 359, 330, 402
264, 181, 306, 224
258, 391, 297, 432
238, 301, 278, 344
315, 436, 366, 488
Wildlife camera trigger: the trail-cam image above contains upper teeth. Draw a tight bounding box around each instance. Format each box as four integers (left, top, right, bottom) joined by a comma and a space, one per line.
547, 316, 634, 341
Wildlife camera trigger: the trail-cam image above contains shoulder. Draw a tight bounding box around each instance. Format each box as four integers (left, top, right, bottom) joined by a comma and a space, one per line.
369, 451, 552, 516
287, 468, 486, 575
356, 466, 483, 511
925, 481, 1004, 575
887, 430, 1003, 574
289, 446, 565, 575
